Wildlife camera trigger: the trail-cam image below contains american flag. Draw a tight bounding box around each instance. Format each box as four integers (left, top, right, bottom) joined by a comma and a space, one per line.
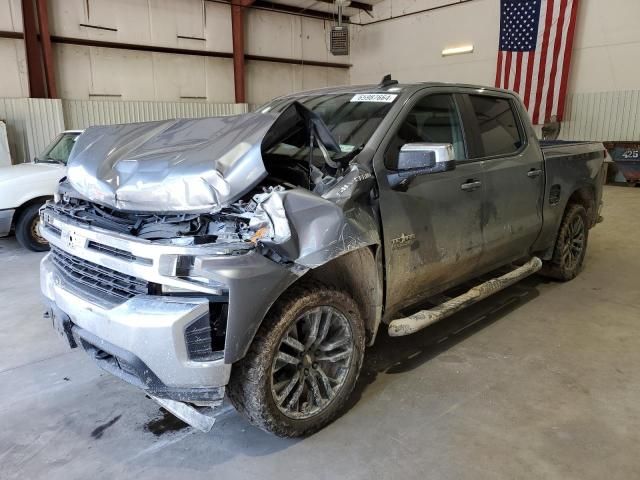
495, 0, 580, 125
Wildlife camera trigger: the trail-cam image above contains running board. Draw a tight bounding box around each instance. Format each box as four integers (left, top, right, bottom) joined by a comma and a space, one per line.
388, 257, 543, 337
149, 395, 222, 433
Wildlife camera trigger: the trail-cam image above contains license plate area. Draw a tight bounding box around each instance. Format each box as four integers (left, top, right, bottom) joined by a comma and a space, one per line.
60, 228, 86, 251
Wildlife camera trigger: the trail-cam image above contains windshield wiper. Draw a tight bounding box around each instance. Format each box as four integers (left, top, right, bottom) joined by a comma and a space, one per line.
45, 157, 65, 164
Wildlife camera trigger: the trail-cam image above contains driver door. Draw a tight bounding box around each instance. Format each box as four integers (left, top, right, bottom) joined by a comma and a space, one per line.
373, 90, 485, 315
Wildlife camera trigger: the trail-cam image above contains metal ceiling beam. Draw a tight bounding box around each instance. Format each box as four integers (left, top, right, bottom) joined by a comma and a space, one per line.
231, 0, 254, 103
253, 1, 346, 21
21, 0, 47, 98
0, 31, 350, 69
0, 30, 22, 39
358, 0, 475, 26
36, 0, 57, 98
314, 0, 373, 12
207, 0, 350, 22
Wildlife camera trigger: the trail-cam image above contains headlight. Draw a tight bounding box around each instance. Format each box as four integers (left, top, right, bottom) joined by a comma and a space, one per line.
157, 254, 226, 293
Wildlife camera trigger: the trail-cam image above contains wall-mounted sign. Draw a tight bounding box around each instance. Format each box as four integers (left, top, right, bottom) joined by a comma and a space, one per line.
605, 142, 640, 185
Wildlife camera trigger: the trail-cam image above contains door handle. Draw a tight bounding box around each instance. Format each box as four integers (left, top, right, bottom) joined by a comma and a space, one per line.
461, 180, 482, 192
527, 169, 543, 178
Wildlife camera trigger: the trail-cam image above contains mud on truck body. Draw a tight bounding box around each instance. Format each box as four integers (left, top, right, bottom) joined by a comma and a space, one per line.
40, 81, 606, 436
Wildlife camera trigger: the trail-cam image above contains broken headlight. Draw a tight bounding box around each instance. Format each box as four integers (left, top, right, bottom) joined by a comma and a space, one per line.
157, 254, 225, 293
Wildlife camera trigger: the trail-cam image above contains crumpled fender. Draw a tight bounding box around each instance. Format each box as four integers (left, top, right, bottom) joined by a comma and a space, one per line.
218, 163, 381, 363
257, 163, 380, 268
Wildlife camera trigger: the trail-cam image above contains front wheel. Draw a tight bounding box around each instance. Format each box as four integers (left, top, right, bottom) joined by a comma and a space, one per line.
541, 204, 589, 281
228, 282, 365, 437
15, 203, 49, 252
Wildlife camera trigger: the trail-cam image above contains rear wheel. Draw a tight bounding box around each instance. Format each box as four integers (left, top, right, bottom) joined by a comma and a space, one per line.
15, 203, 49, 252
228, 282, 365, 437
541, 204, 588, 281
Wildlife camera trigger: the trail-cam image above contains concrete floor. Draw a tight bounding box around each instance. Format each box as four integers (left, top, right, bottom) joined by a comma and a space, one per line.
1, 185, 639, 480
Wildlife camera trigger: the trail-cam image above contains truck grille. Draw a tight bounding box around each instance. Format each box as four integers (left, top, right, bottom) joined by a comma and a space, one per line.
51, 246, 149, 302
86, 241, 152, 266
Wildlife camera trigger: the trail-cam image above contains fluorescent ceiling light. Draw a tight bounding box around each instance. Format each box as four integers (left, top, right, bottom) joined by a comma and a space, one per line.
442, 45, 474, 56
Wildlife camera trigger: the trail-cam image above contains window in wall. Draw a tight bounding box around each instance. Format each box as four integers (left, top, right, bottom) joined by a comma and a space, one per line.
385, 94, 466, 169
468, 95, 523, 157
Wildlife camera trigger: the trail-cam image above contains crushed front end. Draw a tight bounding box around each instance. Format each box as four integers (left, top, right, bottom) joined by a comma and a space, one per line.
40, 94, 387, 431
40, 192, 306, 429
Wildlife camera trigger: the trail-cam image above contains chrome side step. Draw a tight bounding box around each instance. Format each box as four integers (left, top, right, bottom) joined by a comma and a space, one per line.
388, 257, 543, 337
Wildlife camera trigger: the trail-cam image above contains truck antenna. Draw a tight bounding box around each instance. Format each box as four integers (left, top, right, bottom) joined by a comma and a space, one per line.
379, 74, 398, 88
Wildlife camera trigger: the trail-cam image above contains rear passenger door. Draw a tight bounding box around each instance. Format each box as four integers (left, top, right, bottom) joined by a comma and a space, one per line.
461, 92, 544, 269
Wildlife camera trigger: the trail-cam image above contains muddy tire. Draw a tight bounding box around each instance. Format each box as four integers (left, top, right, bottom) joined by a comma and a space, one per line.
540, 204, 589, 281
227, 281, 365, 437
15, 203, 49, 252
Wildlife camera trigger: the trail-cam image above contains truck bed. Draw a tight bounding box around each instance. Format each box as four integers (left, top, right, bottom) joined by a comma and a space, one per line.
539, 140, 605, 160
531, 139, 606, 257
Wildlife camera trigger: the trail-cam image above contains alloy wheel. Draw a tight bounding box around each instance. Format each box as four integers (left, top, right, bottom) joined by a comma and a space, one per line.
561, 215, 585, 270
270, 305, 354, 419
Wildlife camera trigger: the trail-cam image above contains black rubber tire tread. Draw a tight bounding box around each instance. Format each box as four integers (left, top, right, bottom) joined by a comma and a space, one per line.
227, 280, 365, 437
15, 203, 49, 252
540, 203, 588, 281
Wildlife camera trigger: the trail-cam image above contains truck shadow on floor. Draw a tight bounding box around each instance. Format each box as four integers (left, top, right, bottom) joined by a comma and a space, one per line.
155, 275, 545, 447
346, 275, 546, 413
126, 276, 546, 468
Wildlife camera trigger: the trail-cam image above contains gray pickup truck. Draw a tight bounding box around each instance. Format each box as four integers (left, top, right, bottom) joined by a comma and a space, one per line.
40, 79, 606, 437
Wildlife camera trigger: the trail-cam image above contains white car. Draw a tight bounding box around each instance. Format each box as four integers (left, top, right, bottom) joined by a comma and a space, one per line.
0, 130, 82, 251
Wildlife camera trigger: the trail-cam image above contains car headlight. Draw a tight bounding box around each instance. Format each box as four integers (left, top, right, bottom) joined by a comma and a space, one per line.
157, 254, 226, 293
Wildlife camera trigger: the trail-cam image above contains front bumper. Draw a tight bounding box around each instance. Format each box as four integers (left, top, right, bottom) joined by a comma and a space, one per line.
40, 204, 300, 363
41, 254, 229, 404
39, 203, 301, 404
0, 208, 14, 236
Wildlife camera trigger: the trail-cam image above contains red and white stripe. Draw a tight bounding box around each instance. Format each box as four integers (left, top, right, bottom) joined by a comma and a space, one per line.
495, 0, 579, 124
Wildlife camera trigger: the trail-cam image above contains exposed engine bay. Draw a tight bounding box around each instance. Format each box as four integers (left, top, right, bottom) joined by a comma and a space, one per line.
53, 102, 370, 256
51, 187, 280, 244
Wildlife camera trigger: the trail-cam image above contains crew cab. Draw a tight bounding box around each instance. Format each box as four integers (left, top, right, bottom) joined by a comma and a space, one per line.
0, 130, 82, 251
40, 81, 605, 436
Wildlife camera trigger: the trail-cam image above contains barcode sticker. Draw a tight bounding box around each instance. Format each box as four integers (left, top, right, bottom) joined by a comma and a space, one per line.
350, 93, 398, 103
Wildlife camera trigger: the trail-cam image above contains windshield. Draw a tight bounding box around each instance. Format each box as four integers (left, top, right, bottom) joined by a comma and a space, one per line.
35, 132, 80, 164
259, 92, 397, 159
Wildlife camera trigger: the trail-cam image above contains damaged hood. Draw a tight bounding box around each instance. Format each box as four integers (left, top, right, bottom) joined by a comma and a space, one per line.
66, 113, 279, 212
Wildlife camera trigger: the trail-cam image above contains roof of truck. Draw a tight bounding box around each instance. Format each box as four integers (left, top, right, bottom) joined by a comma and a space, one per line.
280, 81, 515, 99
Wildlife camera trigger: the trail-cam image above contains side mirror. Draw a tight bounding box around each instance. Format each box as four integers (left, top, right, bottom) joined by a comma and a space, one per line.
388, 143, 456, 190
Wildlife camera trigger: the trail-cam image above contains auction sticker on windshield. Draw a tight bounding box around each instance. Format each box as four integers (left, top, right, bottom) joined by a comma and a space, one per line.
350, 93, 397, 103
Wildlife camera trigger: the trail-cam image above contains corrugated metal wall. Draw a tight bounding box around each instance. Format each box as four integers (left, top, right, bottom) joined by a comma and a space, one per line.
0, 98, 247, 164
62, 100, 249, 130
560, 90, 640, 141
0, 99, 33, 165
0, 98, 65, 166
